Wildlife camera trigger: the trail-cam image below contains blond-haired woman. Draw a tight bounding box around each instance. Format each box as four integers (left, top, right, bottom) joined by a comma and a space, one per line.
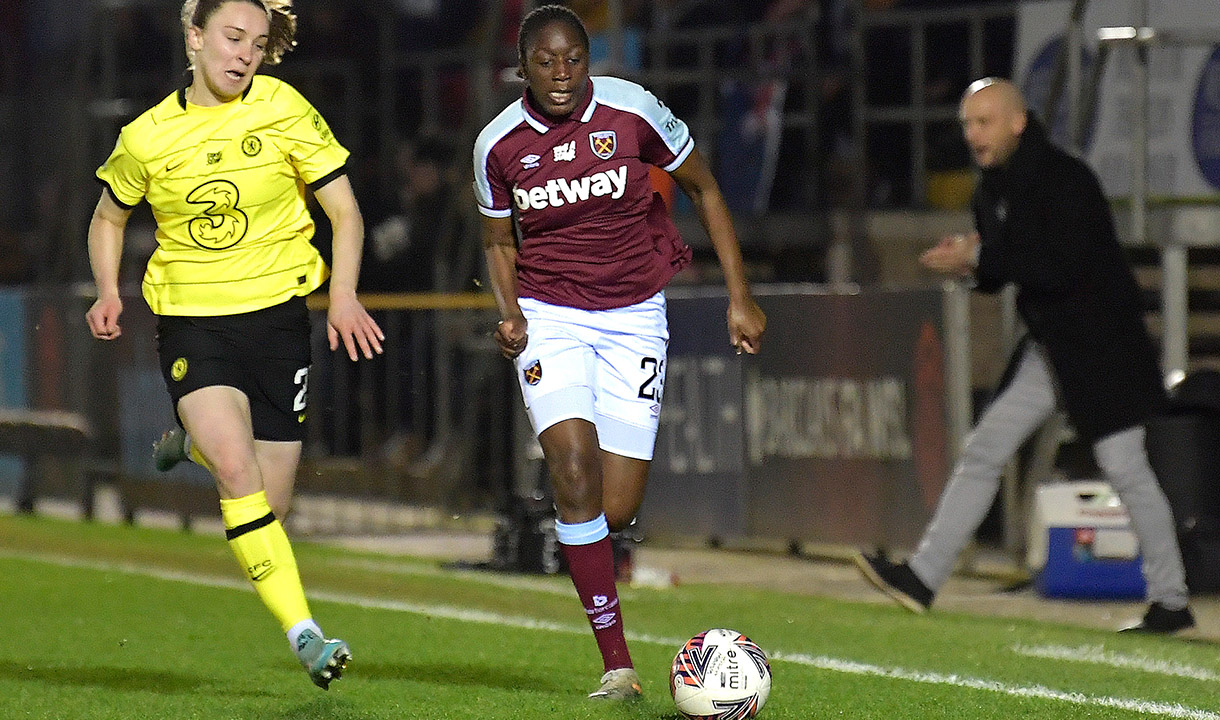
85, 0, 383, 689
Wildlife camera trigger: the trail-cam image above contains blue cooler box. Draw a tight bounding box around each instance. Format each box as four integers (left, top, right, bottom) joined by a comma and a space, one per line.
1027, 480, 1145, 599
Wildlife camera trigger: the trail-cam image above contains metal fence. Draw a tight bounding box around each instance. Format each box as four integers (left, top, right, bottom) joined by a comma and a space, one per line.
0, 279, 977, 553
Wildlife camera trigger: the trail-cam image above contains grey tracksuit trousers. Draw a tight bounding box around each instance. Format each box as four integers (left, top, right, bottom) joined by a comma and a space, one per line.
908, 342, 1189, 609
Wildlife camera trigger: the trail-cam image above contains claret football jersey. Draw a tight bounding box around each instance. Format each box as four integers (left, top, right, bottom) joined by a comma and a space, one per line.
473, 76, 694, 310
96, 75, 349, 316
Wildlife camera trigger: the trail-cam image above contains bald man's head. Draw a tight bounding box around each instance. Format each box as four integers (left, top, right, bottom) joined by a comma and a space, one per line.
959, 77, 1029, 168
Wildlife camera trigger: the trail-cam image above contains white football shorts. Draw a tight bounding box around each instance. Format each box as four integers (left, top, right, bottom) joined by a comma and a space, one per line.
514, 292, 669, 460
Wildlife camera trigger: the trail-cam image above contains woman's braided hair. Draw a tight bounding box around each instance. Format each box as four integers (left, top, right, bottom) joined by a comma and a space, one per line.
517, 4, 589, 65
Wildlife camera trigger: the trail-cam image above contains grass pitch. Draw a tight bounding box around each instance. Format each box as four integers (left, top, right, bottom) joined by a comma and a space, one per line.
2, 513, 1218, 719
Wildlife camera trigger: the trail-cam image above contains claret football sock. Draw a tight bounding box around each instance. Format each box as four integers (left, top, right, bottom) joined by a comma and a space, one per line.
557, 513, 633, 672
221, 490, 311, 632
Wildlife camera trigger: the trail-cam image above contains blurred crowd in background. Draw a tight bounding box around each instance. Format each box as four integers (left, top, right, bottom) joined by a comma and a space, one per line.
0, 0, 1014, 289
0, 0, 1023, 513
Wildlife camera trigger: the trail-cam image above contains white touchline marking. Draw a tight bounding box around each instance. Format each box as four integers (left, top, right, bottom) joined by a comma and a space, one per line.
1013, 644, 1220, 682
770, 652, 1220, 720
327, 556, 582, 597
6, 549, 1219, 720
302, 554, 668, 599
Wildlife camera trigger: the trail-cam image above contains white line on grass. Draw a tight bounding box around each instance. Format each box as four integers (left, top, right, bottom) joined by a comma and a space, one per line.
1012, 644, 1220, 682
329, 556, 581, 597
773, 652, 1220, 720
6, 549, 1219, 720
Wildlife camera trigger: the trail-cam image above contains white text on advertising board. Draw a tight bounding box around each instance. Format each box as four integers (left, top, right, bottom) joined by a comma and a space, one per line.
660, 356, 740, 475
746, 372, 912, 464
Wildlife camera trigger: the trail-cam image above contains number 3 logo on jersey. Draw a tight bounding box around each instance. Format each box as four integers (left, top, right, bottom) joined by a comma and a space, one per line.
186, 179, 249, 250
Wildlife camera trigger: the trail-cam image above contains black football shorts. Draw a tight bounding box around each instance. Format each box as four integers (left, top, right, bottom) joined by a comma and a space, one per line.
156, 295, 312, 442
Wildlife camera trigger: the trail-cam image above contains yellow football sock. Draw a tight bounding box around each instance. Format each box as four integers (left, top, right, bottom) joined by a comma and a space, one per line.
221, 491, 311, 633
187, 440, 212, 472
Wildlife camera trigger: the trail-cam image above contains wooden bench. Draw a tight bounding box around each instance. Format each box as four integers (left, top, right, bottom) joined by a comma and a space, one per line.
0, 409, 95, 517
113, 474, 220, 531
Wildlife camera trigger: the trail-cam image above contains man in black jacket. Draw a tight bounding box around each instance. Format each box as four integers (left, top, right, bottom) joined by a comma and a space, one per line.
854, 77, 1193, 633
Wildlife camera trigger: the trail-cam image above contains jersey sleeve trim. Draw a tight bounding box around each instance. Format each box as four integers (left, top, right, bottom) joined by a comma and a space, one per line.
309, 165, 347, 191
662, 138, 695, 173
96, 179, 137, 211
477, 204, 513, 219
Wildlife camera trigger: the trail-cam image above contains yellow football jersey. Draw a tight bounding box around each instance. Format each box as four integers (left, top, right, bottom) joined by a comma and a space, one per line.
96, 75, 350, 316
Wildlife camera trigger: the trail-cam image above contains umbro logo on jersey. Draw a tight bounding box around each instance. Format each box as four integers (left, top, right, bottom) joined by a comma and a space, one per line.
553, 140, 576, 162
521, 153, 541, 169
513, 165, 627, 211
589, 131, 616, 159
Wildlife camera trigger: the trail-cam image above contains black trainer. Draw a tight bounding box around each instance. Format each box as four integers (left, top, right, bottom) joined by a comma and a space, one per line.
1119, 602, 1196, 634
853, 552, 934, 614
